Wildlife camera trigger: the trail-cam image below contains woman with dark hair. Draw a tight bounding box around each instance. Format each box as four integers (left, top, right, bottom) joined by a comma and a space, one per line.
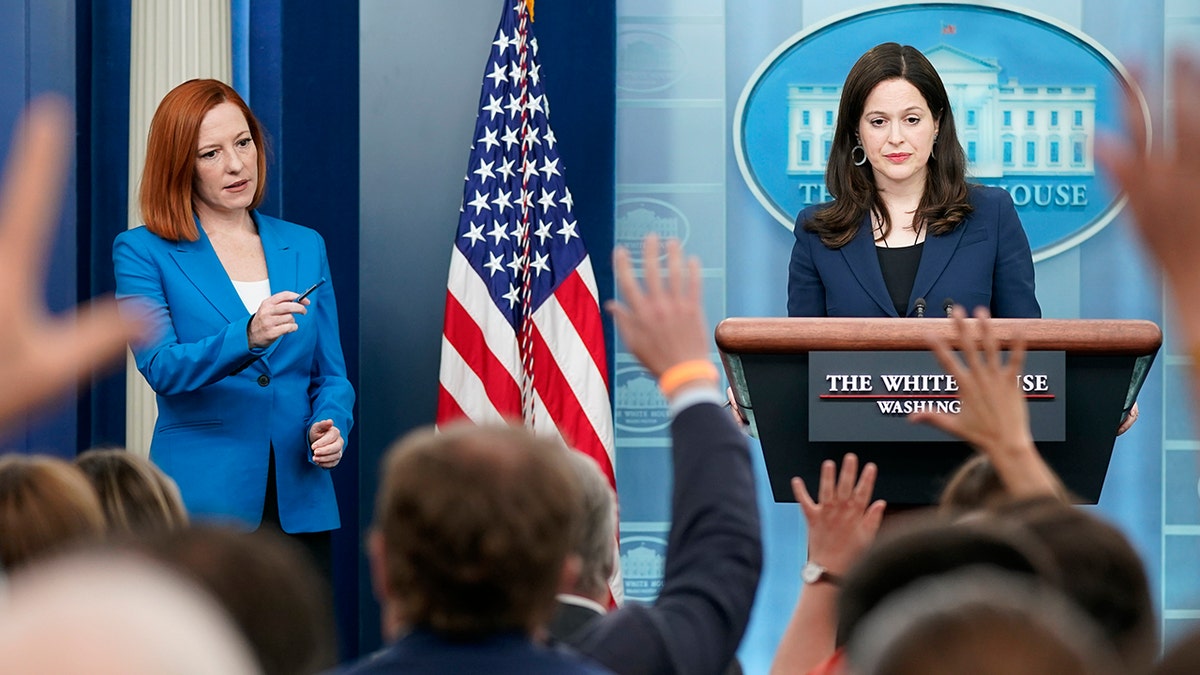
113, 79, 353, 574
788, 42, 1040, 319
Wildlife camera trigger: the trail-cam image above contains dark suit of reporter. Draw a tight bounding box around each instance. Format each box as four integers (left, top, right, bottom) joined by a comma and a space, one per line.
786, 43, 1040, 319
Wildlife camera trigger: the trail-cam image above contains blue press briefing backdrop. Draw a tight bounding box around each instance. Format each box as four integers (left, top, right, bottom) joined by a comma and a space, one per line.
1, 0, 1197, 670
609, 1, 1198, 671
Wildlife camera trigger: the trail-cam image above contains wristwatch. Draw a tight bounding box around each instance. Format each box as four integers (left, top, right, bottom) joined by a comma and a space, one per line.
801, 561, 842, 586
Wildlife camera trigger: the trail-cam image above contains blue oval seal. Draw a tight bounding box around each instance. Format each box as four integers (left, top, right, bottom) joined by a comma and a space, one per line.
733, 1, 1149, 262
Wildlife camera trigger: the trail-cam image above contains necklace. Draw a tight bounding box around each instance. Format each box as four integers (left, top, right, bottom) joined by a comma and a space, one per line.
874, 212, 923, 248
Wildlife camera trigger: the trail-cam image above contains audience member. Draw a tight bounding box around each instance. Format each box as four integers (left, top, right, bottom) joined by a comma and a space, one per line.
0, 454, 105, 570
125, 525, 335, 675
769, 454, 886, 675
847, 569, 1118, 675
834, 516, 1060, 648
341, 422, 609, 674
0, 551, 259, 674
993, 497, 1158, 673
555, 234, 762, 675
75, 447, 189, 534
937, 453, 1007, 514
548, 449, 618, 644
0, 97, 143, 429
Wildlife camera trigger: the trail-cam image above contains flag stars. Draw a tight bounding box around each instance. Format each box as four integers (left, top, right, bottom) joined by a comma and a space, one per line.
538, 188, 558, 211
518, 188, 534, 210
477, 127, 500, 152
473, 159, 496, 181
497, 157, 516, 181
521, 159, 539, 183
468, 190, 492, 214
525, 94, 544, 116
530, 251, 550, 276
482, 95, 504, 120
543, 128, 556, 149
484, 252, 505, 277
505, 94, 523, 118
508, 63, 524, 85
502, 283, 521, 309
557, 218, 579, 243
486, 62, 507, 88
463, 221, 486, 247
501, 126, 520, 150
538, 156, 560, 180
492, 189, 513, 214
561, 187, 574, 212
535, 219, 553, 244
487, 220, 510, 244
506, 252, 527, 275
522, 126, 541, 148
529, 61, 541, 87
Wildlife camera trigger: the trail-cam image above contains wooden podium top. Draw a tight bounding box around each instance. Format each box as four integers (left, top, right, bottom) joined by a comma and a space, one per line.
715, 317, 1162, 356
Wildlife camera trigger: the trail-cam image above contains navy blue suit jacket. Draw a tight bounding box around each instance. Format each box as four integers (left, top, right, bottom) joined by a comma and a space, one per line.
335, 629, 611, 675
113, 213, 353, 532
570, 402, 762, 675
788, 186, 1040, 318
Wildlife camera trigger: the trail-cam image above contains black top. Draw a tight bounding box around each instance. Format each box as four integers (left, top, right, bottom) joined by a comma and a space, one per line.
877, 242, 924, 316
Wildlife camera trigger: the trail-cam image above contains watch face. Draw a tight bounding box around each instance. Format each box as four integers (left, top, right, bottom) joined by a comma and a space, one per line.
802, 562, 823, 584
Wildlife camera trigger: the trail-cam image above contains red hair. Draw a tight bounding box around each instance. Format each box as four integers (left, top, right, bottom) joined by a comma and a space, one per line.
139, 79, 268, 242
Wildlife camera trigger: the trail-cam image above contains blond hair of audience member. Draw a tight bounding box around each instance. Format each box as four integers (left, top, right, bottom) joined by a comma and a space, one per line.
0, 454, 105, 570
127, 525, 335, 675
75, 447, 188, 534
848, 569, 1118, 675
0, 551, 259, 674
370, 423, 583, 640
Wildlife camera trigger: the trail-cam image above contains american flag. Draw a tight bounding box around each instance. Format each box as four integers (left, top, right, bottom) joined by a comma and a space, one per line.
436, 0, 619, 599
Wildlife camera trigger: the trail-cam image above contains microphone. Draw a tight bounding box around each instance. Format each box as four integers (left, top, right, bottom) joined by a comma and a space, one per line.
942, 298, 955, 318
914, 297, 927, 318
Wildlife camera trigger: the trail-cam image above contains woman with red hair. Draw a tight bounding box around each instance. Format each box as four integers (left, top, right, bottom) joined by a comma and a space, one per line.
113, 79, 353, 572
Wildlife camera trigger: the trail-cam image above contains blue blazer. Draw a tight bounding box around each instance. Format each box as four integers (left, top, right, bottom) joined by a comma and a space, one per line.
113, 213, 354, 533
788, 186, 1041, 318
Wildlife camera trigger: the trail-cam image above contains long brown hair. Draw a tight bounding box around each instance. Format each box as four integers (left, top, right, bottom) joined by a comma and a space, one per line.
807, 43, 972, 249
139, 79, 268, 242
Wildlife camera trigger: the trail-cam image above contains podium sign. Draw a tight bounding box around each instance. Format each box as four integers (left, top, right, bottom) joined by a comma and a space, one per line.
717, 317, 1160, 505
808, 351, 1065, 443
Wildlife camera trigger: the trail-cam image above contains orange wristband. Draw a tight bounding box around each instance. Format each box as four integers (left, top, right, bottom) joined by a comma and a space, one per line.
658, 359, 719, 398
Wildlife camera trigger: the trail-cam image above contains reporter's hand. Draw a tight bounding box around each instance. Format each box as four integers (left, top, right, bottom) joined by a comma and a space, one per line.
248, 292, 309, 349
606, 234, 710, 380
309, 419, 344, 468
1099, 54, 1200, 342
0, 97, 146, 427
793, 453, 886, 576
910, 306, 1062, 499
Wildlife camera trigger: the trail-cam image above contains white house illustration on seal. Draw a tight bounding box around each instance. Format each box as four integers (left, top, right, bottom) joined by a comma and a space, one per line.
786, 44, 1096, 179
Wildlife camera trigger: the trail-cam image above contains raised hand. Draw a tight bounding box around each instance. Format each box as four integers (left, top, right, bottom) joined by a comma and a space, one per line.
910, 306, 1062, 499
0, 97, 146, 427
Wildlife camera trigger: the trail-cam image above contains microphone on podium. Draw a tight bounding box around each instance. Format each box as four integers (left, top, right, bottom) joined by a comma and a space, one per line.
942, 298, 955, 318
914, 297, 927, 318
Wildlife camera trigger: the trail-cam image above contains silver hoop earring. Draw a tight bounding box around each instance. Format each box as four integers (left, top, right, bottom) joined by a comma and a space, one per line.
852, 144, 867, 166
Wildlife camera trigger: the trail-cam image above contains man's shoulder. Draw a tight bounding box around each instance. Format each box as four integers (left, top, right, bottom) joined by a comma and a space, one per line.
332, 633, 612, 675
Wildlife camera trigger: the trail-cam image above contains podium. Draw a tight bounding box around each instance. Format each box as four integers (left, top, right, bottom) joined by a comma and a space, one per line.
717, 318, 1161, 505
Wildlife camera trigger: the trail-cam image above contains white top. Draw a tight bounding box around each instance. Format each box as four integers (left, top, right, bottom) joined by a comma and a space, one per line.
231, 279, 271, 314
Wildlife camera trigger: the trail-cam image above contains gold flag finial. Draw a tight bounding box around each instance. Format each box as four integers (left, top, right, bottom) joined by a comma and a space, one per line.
524, 0, 534, 21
